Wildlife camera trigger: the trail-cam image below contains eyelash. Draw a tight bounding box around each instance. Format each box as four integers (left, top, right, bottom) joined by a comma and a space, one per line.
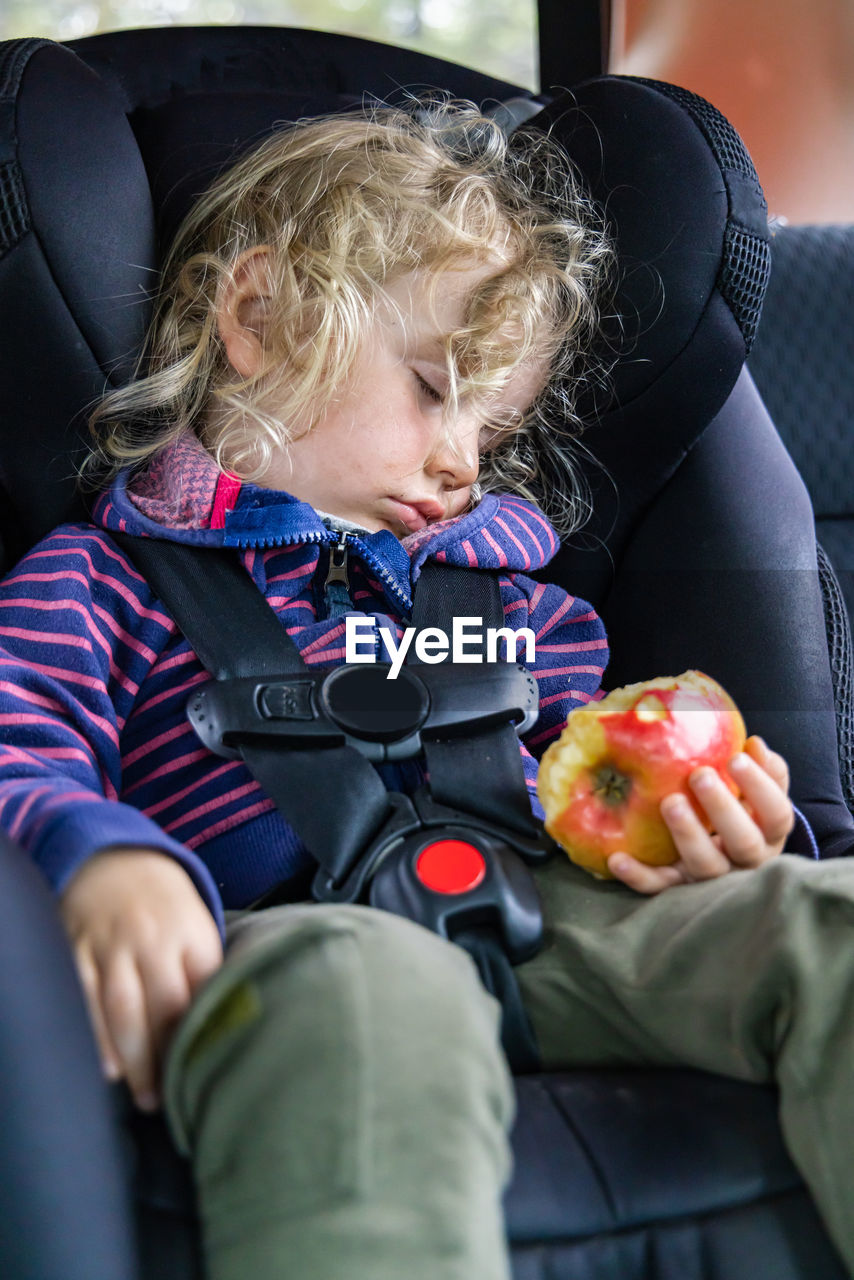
414, 372, 443, 405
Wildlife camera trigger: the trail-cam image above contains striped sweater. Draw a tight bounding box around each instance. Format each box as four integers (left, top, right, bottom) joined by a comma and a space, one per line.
0, 434, 609, 930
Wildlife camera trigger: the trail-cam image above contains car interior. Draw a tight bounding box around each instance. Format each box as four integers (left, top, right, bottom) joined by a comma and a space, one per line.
0, 8, 852, 1280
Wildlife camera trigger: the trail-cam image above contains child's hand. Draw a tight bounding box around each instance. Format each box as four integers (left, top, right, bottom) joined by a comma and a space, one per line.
60, 848, 223, 1111
606, 736, 795, 895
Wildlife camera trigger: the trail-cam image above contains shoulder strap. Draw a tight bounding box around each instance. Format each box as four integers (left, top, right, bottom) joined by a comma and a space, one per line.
111, 534, 393, 878
411, 559, 505, 630
412, 562, 538, 837
117, 537, 303, 679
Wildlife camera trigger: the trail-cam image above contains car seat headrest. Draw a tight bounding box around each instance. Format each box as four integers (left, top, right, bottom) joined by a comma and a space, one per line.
0, 37, 157, 558
0, 32, 769, 572
529, 76, 770, 563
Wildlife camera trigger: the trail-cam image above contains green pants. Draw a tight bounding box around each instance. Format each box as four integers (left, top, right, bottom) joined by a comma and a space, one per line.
165, 853, 854, 1279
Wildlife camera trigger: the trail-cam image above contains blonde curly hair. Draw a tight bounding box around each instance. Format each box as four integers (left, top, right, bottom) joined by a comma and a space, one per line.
86, 99, 612, 535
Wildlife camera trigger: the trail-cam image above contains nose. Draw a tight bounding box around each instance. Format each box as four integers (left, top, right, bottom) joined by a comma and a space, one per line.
426, 419, 480, 489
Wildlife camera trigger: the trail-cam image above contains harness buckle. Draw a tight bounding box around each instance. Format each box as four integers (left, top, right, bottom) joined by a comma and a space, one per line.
187, 661, 539, 764
306, 785, 551, 963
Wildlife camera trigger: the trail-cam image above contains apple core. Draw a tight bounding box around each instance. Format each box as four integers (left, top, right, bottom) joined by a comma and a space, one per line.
593, 765, 632, 805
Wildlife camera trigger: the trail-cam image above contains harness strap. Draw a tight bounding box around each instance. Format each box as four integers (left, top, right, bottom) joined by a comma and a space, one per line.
454, 928, 541, 1072
113, 536, 394, 881
412, 562, 540, 839
118, 537, 299, 680
112, 533, 543, 1070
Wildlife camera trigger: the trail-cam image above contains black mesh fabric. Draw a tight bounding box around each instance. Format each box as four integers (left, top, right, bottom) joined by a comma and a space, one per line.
748, 225, 854, 626
0, 161, 28, 255
0, 40, 52, 257
632, 77, 756, 178
812, 525, 854, 635
749, 225, 854, 518
721, 222, 772, 352
0, 35, 50, 96
818, 543, 854, 815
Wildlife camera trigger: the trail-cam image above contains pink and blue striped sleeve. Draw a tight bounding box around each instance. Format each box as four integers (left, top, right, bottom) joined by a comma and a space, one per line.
0, 529, 226, 934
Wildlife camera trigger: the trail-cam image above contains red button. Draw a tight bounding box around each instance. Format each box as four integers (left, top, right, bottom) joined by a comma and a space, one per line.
415, 839, 487, 894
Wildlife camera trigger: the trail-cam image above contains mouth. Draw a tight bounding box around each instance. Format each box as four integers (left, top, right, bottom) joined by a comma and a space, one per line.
386, 497, 448, 533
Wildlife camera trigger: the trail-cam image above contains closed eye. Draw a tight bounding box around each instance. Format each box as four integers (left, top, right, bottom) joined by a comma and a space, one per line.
413, 371, 444, 405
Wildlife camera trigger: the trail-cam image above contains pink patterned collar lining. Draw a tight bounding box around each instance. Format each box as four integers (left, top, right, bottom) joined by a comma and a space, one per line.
127, 433, 232, 531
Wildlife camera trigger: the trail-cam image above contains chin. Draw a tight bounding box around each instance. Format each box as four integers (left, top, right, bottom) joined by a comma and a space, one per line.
366, 516, 399, 535
326, 509, 386, 534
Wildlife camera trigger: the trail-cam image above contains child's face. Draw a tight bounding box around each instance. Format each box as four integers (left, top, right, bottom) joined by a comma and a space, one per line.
254, 263, 544, 536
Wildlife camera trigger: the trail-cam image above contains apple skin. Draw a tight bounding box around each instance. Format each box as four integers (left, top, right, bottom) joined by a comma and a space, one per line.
537, 671, 747, 878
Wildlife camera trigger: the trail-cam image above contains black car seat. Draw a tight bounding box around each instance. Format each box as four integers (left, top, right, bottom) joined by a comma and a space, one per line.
0, 27, 852, 1280
745, 223, 854, 819
749, 224, 854, 626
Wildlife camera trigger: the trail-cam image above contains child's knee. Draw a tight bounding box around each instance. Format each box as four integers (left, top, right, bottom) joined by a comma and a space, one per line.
221, 901, 503, 1042
164, 904, 513, 1161
746, 852, 854, 919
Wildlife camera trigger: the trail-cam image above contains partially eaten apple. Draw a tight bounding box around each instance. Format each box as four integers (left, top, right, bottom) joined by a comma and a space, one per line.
537, 671, 747, 878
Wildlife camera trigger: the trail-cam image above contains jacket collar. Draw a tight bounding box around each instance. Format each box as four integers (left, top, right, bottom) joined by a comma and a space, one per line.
93, 431, 560, 579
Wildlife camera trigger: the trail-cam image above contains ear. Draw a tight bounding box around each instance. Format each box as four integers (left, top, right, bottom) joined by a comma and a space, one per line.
216, 246, 275, 379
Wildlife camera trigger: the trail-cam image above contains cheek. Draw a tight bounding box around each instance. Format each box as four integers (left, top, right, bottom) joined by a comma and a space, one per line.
447, 489, 474, 518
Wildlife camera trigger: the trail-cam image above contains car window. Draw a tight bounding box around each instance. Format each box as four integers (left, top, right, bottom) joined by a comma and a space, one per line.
0, 0, 538, 90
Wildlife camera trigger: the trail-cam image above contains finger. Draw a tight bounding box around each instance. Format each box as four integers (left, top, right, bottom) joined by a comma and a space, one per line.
726, 752, 795, 848
607, 851, 687, 895
74, 940, 123, 1081
101, 949, 159, 1111
688, 767, 776, 867
182, 923, 224, 993
138, 953, 195, 1077
661, 790, 733, 879
744, 736, 790, 794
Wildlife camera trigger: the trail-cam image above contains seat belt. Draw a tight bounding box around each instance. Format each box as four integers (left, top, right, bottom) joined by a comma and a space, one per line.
406, 561, 543, 836
112, 534, 548, 1070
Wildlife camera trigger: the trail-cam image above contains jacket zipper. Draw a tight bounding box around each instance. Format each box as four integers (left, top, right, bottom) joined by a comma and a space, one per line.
323, 532, 354, 619
230, 527, 412, 612
346, 533, 411, 612
324, 532, 351, 592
